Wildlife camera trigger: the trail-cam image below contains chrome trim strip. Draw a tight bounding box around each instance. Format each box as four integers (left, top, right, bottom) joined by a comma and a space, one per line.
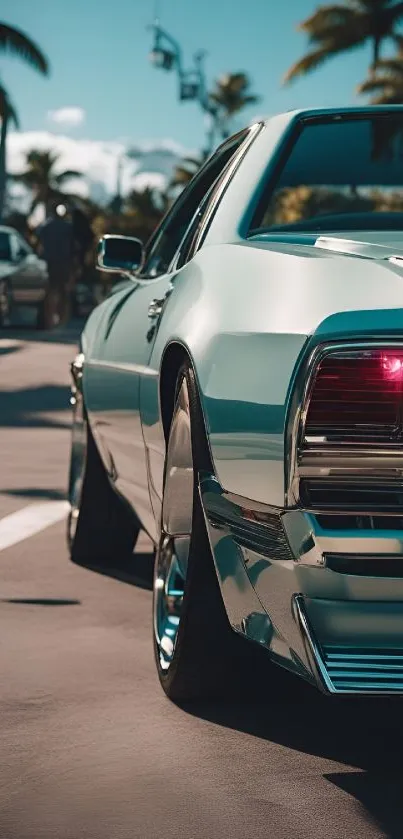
291, 595, 334, 693
89, 359, 158, 377
315, 235, 403, 261
293, 595, 403, 694
192, 121, 264, 255
70, 351, 85, 393
323, 646, 403, 692
202, 475, 293, 561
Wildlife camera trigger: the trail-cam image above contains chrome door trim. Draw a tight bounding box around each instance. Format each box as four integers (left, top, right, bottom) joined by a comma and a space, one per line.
88, 358, 159, 377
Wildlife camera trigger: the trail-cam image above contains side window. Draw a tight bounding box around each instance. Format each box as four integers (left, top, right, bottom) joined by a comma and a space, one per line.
174, 123, 261, 270
11, 234, 30, 261
0, 232, 12, 261
140, 129, 250, 278
175, 189, 214, 270
18, 236, 31, 254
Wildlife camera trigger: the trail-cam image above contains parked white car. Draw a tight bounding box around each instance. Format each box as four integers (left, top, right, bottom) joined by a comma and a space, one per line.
0, 225, 49, 327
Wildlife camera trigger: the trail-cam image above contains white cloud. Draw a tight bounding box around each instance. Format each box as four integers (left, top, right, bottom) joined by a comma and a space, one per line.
6, 130, 190, 205
47, 107, 86, 127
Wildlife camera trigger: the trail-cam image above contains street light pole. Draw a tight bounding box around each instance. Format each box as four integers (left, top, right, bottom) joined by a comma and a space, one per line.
192, 49, 218, 157
148, 21, 218, 158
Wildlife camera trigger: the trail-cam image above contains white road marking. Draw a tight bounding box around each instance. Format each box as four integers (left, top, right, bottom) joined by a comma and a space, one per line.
0, 501, 70, 552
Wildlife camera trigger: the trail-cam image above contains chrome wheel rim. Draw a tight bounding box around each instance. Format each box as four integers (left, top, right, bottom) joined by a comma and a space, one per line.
154, 376, 194, 671
68, 384, 87, 544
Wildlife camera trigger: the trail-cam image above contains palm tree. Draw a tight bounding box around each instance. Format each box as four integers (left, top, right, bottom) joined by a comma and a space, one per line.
208, 72, 260, 139
0, 23, 49, 219
284, 1, 403, 85
168, 154, 206, 192
13, 150, 82, 213
358, 38, 403, 100
124, 185, 162, 218
0, 86, 19, 220
0, 23, 48, 72
357, 39, 403, 158
123, 186, 166, 240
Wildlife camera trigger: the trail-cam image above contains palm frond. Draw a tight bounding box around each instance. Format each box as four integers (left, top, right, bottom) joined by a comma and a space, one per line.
54, 169, 83, 184
370, 92, 403, 104
0, 23, 49, 74
284, 45, 343, 82
178, 155, 204, 169
285, 0, 403, 83
365, 57, 403, 76
238, 94, 260, 107
26, 149, 59, 170
169, 166, 197, 186
298, 5, 358, 39
357, 76, 395, 93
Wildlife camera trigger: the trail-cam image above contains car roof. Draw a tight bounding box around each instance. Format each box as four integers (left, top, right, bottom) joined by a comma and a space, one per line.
259, 104, 403, 131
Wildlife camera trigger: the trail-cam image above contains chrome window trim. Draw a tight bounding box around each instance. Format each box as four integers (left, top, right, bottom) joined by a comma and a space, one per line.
141, 126, 261, 280
286, 339, 403, 510
168, 122, 263, 274
168, 200, 209, 274
189, 121, 263, 258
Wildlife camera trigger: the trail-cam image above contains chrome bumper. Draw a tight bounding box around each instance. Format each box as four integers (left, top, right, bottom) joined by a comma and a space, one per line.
201, 474, 403, 696
293, 595, 403, 694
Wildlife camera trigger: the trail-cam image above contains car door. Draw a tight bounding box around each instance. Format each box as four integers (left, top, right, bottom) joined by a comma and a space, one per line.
89, 130, 254, 539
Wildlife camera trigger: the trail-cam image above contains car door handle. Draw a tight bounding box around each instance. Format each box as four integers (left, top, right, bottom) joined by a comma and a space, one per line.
148, 289, 171, 319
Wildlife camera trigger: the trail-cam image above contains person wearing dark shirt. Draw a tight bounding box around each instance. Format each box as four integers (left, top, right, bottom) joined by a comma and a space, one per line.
36, 203, 74, 327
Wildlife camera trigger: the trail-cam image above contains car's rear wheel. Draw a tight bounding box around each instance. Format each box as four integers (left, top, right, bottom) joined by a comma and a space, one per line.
153, 363, 277, 702
67, 382, 140, 567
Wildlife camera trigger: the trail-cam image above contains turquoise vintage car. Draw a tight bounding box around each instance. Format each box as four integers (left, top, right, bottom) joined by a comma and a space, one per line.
69, 107, 403, 699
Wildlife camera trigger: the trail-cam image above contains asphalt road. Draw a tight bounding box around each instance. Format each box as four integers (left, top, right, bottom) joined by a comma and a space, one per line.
1, 322, 403, 839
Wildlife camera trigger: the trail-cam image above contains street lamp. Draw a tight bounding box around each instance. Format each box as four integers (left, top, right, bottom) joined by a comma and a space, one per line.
148, 22, 218, 156
148, 24, 177, 71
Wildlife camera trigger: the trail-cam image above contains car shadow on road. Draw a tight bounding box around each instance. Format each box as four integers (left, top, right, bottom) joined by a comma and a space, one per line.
0, 343, 24, 358
2, 319, 84, 347
0, 384, 71, 429
185, 693, 403, 837
1, 488, 67, 501
72, 552, 154, 591
1, 598, 81, 606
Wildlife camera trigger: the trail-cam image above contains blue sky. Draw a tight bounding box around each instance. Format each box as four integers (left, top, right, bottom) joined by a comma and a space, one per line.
2, 0, 398, 151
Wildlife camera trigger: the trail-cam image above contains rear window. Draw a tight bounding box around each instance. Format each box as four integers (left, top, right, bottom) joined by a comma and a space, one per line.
250, 115, 403, 234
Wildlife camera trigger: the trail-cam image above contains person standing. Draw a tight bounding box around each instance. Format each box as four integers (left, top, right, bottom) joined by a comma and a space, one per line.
72, 207, 94, 280
36, 203, 74, 327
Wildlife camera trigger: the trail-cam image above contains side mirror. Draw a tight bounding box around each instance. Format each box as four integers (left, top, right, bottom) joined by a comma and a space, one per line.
97, 234, 143, 275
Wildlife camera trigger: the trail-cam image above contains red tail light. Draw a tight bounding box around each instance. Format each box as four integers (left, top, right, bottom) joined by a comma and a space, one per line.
304, 349, 403, 444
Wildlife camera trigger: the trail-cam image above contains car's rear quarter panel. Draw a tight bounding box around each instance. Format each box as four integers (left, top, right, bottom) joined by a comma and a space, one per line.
144, 241, 403, 511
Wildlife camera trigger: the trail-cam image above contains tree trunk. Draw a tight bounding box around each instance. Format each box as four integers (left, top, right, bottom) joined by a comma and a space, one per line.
0, 113, 8, 223
220, 113, 230, 140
